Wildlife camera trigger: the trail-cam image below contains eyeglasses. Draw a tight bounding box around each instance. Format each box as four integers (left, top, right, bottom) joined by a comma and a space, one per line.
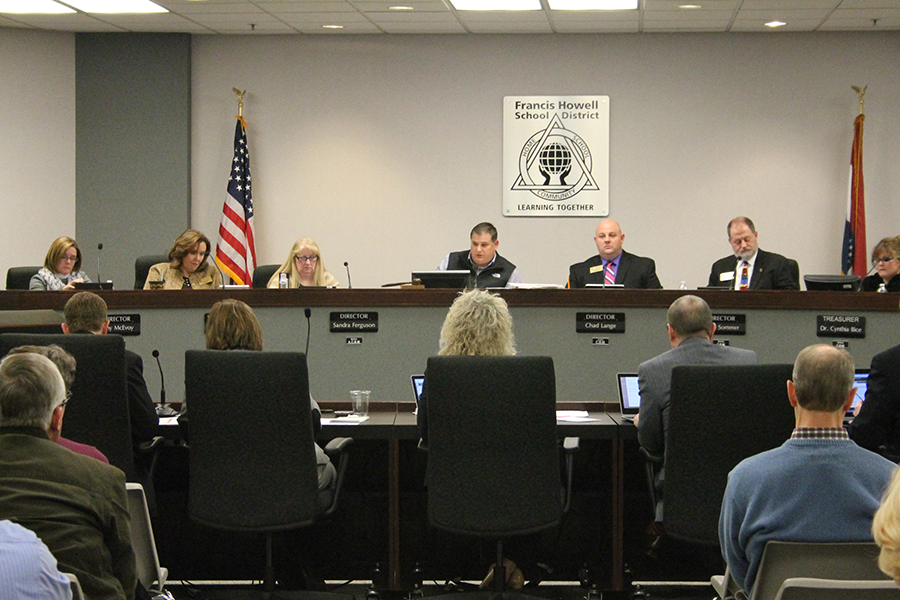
60, 255, 78, 262
873, 256, 895, 265
59, 390, 72, 408
294, 255, 318, 263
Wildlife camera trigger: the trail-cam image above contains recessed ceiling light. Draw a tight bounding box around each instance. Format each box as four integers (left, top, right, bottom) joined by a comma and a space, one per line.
449, 0, 541, 10
678, 4, 702, 8
63, 0, 167, 13
389, 5, 414, 9
549, 0, 637, 8
322, 24, 344, 28
765, 20, 786, 28
0, 0, 74, 12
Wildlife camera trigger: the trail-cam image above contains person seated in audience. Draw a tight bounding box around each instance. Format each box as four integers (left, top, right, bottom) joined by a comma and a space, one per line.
0, 352, 136, 600
861, 237, 900, 292
849, 337, 900, 459
30, 236, 90, 291
567, 219, 661, 289
707, 216, 799, 290
5, 344, 108, 464
636, 294, 757, 520
437, 222, 520, 289
266, 237, 339, 288
0, 519, 73, 600
719, 344, 895, 596
204, 299, 335, 502
873, 466, 900, 586
61, 292, 158, 452
143, 228, 222, 289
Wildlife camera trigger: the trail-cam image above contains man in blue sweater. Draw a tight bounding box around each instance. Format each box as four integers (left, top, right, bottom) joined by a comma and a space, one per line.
719, 344, 895, 596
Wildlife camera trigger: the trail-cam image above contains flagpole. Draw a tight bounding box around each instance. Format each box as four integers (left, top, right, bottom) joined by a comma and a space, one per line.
233, 87, 246, 127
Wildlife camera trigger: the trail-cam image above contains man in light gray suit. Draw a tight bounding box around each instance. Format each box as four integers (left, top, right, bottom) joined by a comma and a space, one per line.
636, 294, 758, 519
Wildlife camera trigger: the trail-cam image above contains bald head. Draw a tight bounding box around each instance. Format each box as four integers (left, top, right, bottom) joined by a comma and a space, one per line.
667, 294, 714, 342
594, 219, 624, 260
791, 345, 855, 413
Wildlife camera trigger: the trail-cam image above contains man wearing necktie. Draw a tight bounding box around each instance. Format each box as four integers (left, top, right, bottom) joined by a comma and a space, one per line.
567, 219, 662, 289
707, 217, 800, 290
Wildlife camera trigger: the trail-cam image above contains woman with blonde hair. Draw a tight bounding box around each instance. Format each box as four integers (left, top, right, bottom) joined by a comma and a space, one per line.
143, 229, 222, 289
438, 288, 516, 357
30, 237, 91, 290
862, 237, 900, 293
267, 237, 339, 288
873, 467, 900, 584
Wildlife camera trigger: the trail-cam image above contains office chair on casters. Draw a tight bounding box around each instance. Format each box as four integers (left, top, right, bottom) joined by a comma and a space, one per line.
5, 265, 42, 289
424, 355, 577, 600
134, 255, 168, 289
252, 264, 280, 288
185, 350, 353, 600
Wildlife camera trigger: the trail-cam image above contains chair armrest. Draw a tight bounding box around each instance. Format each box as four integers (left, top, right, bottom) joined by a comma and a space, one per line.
639, 446, 663, 465
324, 436, 353, 457
136, 436, 164, 455
774, 577, 898, 600
561, 437, 579, 513
323, 437, 353, 518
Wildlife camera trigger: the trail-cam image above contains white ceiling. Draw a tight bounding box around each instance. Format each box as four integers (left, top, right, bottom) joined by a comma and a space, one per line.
1, 0, 899, 34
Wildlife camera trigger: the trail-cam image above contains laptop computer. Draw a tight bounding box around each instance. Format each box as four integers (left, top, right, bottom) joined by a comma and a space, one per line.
846, 368, 869, 419
617, 372, 641, 422
411, 374, 425, 414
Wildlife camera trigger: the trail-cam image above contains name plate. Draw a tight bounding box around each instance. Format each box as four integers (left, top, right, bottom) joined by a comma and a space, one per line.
712, 314, 746, 335
816, 315, 865, 339
576, 312, 625, 333
330, 311, 379, 333
108, 314, 140, 336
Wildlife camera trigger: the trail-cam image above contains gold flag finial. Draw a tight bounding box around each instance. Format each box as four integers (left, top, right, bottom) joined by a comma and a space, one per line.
851, 85, 867, 115
233, 88, 246, 118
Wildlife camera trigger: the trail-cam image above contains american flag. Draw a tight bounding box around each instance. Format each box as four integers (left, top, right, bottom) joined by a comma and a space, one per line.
215, 117, 257, 285
841, 113, 865, 276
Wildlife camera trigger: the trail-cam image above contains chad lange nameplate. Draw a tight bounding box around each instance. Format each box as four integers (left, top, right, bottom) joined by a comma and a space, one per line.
330, 311, 379, 333
576, 312, 625, 333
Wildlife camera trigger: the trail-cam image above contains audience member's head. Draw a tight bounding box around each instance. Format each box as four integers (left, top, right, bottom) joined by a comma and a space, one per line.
439, 289, 515, 356
5, 345, 76, 394
0, 353, 66, 432
873, 467, 900, 585
667, 294, 714, 342
790, 344, 854, 412
62, 291, 108, 334
206, 299, 263, 351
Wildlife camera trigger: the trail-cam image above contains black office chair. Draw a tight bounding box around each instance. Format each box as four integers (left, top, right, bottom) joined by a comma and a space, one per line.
424, 355, 576, 597
252, 264, 280, 289
0, 333, 137, 480
664, 364, 795, 546
185, 350, 352, 598
6, 266, 42, 290
134, 255, 168, 289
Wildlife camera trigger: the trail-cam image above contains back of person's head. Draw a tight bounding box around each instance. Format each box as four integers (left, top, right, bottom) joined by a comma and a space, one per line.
64, 291, 108, 333
5, 345, 76, 394
439, 289, 515, 356
43, 236, 82, 273
874, 466, 900, 584
206, 299, 263, 351
791, 344, 854, 412
0, 353, 65, 430
470, 222, 498, 242
667, 294, 713, 339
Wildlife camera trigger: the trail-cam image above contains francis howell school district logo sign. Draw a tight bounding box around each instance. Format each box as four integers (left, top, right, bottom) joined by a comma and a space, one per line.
503, 96, 609, 217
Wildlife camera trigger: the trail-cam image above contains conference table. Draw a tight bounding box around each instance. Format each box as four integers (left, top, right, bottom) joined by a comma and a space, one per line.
2, 287, 897, 591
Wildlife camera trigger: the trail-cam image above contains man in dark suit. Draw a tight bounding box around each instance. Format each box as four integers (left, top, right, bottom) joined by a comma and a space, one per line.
848, 343, 900, 459
567, 219, 662, 289
707, 216, 800, 290
62, 292, 158, 448
636, 295, 758, 519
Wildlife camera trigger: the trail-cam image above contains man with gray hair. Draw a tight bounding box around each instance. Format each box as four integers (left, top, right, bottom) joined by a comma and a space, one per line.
0, 352, 136, 600
719, 345, 896, 596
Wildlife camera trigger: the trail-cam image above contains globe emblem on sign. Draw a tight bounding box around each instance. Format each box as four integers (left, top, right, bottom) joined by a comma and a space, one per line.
538, 142, 572, 185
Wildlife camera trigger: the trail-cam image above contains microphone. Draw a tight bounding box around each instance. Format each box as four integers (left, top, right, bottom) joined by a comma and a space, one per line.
304, 308, 312, 357
152, 350, 175, 416
96, 243, 103, 283
344, 262, 352, 289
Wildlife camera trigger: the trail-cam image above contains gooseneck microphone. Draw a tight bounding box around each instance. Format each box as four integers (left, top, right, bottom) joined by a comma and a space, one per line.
97, 243, 104, 282
304, 308, 312, 357
152, 349, 175, 416
344, 262, 352, 289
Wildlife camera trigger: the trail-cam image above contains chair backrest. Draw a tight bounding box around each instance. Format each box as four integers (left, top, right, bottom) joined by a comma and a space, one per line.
252, 264, 280, 289
185, 350, 321, 531
6, 266, 42, 290
134, 255, 167, 289
126, 483, 167, 593
774, 578, 899, 600
665, 363, 795, 545
0, 333, 134, 478
751, 541, 890, 600
425, 355, 562, 538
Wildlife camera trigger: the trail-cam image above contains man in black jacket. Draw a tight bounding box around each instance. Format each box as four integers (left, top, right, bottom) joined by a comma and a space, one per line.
567, 219, 662, 289
438, 222, 520, 288
707, 216, 799, 290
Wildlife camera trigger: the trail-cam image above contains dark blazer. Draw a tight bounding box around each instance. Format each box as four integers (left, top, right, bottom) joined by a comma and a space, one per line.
707, 249, 800, 290
125, 350, 158, 445
861, 274, 900, 293
848, 344, 900, 458
567, 250, 662, 289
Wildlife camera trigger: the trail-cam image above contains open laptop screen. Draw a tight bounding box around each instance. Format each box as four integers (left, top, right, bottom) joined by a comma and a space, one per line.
848, 369, 869, 416
617, 373, 641, 416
